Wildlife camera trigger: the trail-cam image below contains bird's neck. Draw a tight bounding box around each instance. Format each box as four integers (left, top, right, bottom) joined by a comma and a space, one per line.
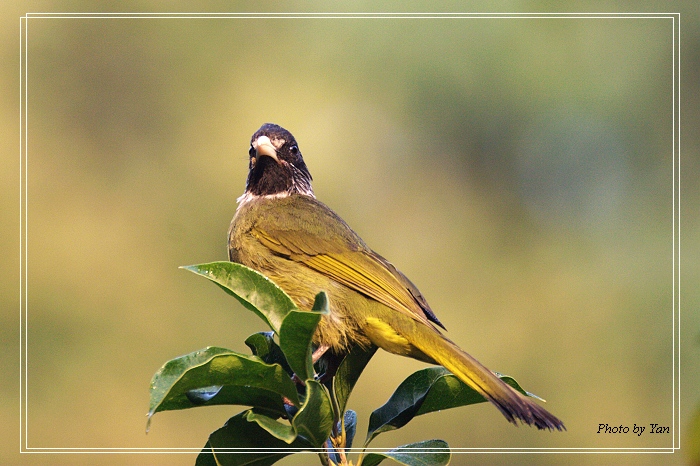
236, 188, 315, 212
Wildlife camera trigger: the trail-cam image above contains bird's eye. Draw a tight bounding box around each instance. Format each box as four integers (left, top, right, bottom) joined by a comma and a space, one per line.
290, 145, 299, 155
248, 146, 255, 157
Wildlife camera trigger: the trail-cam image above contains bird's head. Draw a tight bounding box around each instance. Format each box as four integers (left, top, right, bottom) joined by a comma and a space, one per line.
244, 123, 314, 198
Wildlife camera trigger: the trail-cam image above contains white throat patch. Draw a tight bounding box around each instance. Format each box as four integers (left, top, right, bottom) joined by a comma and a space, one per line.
235, 189, 316, 213
236, 191, 290, 206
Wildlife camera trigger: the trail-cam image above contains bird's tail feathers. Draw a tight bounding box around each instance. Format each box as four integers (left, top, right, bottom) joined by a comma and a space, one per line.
409, 324, 565, 431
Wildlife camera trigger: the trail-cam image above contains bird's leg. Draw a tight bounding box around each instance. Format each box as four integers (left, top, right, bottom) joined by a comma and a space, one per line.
312, 345, 330, 363
312, 345, 334, 383
314, 347, 346, 384
290, 345, 330, 388
291, 374, 304, 386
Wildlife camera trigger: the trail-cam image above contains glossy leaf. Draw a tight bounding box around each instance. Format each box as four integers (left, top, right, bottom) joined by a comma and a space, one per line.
180, 385, 291, 423
278, 292, 329, 381
241, 379, 334, 449
245, 410, 297, 444
245, 331, 293, 376
366, 366, 535, 445
186, 385, 224, 405
148, 346, 298, 428
417, 369, 534, 416
361, 439, 450, 466
333, 344, 378, 415
195, 411, 311, 466
292, 380, 335, 448
181, 261, 297, 333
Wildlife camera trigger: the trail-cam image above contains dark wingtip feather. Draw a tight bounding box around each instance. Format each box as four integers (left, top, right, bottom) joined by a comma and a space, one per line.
530, 403, 566, 431
493, 393, 566, 431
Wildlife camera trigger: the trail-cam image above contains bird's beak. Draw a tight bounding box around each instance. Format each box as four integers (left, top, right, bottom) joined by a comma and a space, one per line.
253, 135, 279, 163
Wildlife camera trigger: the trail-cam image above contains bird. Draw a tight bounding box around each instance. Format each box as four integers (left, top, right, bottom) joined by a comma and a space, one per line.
228, 123, 565, 431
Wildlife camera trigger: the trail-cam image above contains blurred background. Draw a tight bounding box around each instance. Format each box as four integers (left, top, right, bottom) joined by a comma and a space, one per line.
2, 2, 698, 465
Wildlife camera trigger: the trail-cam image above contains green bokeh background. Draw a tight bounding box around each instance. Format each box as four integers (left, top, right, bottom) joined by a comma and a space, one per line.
2, 2, 698, 465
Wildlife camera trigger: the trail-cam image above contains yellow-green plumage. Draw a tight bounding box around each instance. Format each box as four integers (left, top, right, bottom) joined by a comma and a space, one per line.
228, 123, 565, 430
230, 194, 401, 353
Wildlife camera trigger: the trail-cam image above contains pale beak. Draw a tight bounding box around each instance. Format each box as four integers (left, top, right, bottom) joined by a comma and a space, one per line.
253, 135, 279, 162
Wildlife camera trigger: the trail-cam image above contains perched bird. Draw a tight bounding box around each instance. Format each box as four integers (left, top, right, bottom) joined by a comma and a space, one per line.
228, 123, 565, 430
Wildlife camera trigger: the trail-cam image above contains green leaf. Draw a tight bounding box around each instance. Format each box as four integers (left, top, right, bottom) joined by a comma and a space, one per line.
278, 292, 329, 381
292, 380, 335, 448
182, 384, 287, 414
185, 385, 224, 404
245, 410, 297, 444
147, 347, 298, 428
361, 439, 450, 466
245, 332, 294, 376
196, 411, 311, 466
417, 370, 533, 417
365, 368, 441, 445
181, 262, 297, 333
195, 441, 219, 466
365, 367, 534, 445
333, 344, 378, 415
239, 380, 334, 449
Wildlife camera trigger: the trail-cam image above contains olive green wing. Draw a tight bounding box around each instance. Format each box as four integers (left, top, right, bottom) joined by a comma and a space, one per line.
251, 196, 443, 330
371, 252, 445, 329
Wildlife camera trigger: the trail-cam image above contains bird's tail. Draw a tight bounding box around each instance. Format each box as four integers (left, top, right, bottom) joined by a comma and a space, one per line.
408, 322, 565, 431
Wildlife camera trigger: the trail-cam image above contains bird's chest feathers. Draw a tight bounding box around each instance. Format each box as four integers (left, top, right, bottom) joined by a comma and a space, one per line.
229, 194, 390, 351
